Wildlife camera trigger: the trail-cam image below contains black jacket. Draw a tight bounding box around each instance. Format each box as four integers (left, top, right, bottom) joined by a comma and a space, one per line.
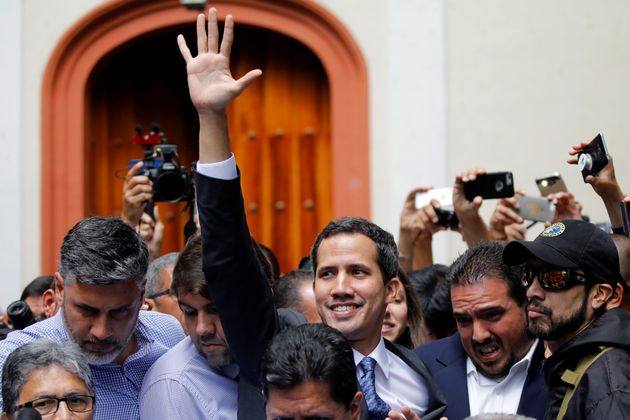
543, 308, 630, 419
195, 171, 446, 419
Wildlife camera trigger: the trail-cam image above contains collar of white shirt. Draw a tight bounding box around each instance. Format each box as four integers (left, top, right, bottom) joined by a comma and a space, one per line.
352, 336, 390, 379
466, 339, 538, 383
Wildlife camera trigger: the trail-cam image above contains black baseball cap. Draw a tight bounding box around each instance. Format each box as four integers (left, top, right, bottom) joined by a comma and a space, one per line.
502, 219, 624, 286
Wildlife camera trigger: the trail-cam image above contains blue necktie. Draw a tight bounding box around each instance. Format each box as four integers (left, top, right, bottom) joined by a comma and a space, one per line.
359, 356, 391, 420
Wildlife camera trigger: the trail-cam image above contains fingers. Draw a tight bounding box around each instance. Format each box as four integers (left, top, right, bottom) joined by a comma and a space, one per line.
207, 7, 219, 54
126, 161, 144, 179
220, 14, 234, 58
236, 69, 263, 91
177, 34, 193, 63
196, 13, 208, 55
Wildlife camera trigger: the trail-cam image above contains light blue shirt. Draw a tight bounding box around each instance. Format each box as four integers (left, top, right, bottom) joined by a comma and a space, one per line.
0, 310, 185, 420
139, 336, 239, 419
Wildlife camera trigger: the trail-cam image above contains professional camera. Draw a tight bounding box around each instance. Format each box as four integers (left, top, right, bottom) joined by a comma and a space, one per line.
129, 125, 194, 203
6, 300, 37, 330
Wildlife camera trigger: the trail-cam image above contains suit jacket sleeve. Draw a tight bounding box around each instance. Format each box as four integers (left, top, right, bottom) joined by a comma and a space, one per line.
195, 170, 278, 384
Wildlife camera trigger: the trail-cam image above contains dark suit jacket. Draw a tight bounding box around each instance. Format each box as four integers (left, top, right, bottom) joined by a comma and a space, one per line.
196, 171, 446, 419
414, 333, 548, 420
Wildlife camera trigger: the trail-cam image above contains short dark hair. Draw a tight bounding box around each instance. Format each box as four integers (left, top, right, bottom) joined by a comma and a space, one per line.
2, 339, 94, 415
20, 276, 55, 301
448, 242, 525, 306
310, 216, 398, 283
58, 216, 148, 288
258, 242, 280, 282
273, 270, 313, 312
408, 264, 456, 339
262, 324, 359, 409
171, 234, 210, 300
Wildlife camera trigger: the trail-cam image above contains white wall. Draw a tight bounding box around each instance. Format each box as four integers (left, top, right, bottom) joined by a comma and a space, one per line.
12, 0, 630, 291
0, 0, 23, 310
445, 0, 630, 258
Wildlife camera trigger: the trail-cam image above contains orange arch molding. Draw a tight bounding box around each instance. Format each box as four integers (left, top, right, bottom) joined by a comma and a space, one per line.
41, 0, 369, 272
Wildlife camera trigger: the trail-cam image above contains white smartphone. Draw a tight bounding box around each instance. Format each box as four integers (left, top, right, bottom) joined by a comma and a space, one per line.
415, 187, 453, 209
516, 195, 556, 222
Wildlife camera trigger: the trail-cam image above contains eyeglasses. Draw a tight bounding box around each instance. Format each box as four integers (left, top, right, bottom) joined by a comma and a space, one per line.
147, 289, 171, 300
521, 265, 587, 291
15, 395, 95, 416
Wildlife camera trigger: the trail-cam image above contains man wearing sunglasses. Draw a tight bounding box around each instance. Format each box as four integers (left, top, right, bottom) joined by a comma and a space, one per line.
503, 219, 630, 419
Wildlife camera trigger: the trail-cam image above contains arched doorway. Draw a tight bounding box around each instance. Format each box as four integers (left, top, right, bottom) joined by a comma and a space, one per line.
86, 23, 331, 272
42, 0, 369, 273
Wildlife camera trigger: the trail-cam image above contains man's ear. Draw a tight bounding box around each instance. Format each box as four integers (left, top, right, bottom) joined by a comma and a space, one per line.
53, 272, 64, 295
385, 277, 402, 305
591, 283, 614, 311
350, 391, 363, 420
144, 298, 155, 311
606, 283, 624, 309
42, 288, 58, 318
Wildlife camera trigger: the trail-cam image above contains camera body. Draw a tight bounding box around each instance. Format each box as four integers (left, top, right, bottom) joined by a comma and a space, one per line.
434, 207, 459, 229
129, 144, 194, 203
7, 300, 37, 330
577, 134, 609, 182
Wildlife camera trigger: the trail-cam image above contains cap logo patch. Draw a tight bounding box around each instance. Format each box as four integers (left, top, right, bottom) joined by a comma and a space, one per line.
540, 222, 565, 237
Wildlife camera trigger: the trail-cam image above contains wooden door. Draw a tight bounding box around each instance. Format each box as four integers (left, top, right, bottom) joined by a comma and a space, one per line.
85, 24, 331, 273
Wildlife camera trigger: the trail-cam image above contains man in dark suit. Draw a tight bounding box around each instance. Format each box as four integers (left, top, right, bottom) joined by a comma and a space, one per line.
178, 7, 446, 419
415, 242, 547, 420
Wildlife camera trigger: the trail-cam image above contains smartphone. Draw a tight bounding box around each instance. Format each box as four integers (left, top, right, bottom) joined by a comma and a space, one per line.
516, 196, 556, 222
535, 173, 567, 196
415, 187, 453, 209
463, 172, 514, 201
578, 134, 609, 182
434, 207, 459, 229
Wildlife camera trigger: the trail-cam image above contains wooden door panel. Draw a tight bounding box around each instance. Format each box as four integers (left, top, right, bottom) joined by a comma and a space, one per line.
86, 25, 330, 273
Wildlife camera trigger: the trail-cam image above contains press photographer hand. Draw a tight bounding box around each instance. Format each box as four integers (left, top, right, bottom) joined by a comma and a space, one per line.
122, 161, 153, 227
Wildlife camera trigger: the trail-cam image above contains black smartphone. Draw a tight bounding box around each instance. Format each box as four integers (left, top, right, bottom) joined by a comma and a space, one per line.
578, 134, 609, 182
516, 196, 555, 222
621, 201, 630, 237
434, 208, 459, 229
463, 172, 515, 201
535, 173, 567, 196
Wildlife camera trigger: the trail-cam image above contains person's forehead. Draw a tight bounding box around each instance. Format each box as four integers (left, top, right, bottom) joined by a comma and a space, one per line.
178, 292, 215, 309
65, 279, 140, 307
318, 233, 378, 260
266, 381, 344, 416
451, 277, 515, 309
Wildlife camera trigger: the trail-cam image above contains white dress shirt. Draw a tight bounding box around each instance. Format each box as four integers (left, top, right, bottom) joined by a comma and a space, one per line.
466, 339, 539, 416
353, 337, 429, 415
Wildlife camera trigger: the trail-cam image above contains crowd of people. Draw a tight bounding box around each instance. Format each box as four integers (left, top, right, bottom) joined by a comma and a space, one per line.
1, 7, 629, 420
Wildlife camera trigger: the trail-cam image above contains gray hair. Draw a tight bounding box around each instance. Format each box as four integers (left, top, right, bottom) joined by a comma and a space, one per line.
146, 252, 179, 296
58, 216, 148, 288
2, 339, 94, 414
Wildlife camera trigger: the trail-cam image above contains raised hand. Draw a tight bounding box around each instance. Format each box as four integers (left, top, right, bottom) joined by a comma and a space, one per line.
177, 8, 261, 114
121, 161, 152, 227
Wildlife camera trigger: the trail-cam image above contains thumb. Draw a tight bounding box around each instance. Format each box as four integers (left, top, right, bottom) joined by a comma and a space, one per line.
153, 205, 161, 223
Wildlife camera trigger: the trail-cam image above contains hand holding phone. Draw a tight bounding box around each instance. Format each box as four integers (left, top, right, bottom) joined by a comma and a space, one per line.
577, 134, 609, 182
415, 187, 453, 209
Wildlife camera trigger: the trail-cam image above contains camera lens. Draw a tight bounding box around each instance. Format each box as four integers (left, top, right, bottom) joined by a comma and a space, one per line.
578, 153, 593, 171
155, 172, 186, 202
494, 180, 504, 192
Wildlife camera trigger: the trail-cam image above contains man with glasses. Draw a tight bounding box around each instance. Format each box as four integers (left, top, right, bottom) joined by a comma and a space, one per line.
144, 252, 185, 331
415, 242, 547, 419
2, 339, 95, 419
503, 219, 630, 419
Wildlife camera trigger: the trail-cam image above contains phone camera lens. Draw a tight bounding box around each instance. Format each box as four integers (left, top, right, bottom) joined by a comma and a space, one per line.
578, 153, 593, 171
495, 180, 504, 192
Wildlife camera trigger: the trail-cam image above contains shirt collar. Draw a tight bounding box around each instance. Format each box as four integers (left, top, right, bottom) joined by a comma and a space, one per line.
352, 336, 391, 379
466, 339, 539, 383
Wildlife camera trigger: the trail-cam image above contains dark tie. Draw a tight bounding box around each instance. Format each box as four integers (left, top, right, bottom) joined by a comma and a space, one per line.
359, 357, 391, 420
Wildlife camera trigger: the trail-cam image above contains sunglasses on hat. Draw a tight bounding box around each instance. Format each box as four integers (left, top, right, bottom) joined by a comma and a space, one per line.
521, 265, 587, 291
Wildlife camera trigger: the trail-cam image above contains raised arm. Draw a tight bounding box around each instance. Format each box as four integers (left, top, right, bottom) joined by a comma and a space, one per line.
177, 8, 261, 162
178, 8, 271, 385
